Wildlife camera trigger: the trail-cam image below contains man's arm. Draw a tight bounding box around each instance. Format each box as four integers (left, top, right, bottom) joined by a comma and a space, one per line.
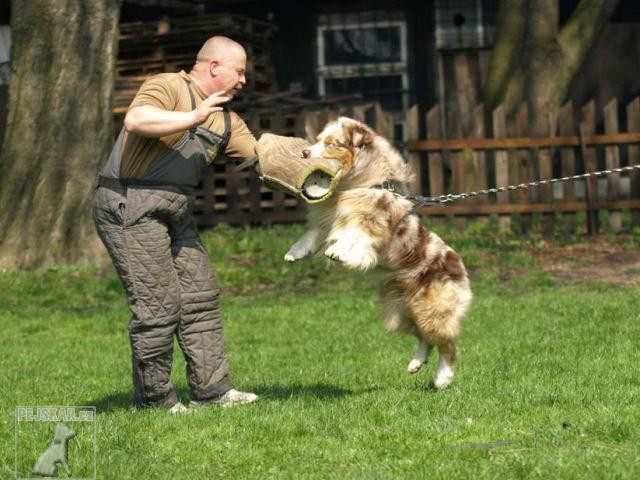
123, 90, 231, 138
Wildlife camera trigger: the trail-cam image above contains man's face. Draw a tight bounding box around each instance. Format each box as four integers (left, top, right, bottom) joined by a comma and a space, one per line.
211, 49, 247, 98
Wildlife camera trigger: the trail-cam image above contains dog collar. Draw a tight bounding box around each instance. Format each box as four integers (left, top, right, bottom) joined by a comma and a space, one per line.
372, 181, 397, 193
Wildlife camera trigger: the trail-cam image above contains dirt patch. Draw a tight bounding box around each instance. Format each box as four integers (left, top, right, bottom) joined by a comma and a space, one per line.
528, 236, 640, 285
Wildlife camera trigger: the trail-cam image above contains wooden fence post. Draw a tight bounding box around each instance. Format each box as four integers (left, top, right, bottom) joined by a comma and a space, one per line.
303, 110, 321, 141
535, 112, 556, 235
352, 104, 368, 123
472, 104, 488, 223
604, 98, 622, 232
510, 104, 532, 233
367, 103, 391, 139
580, 100, 599, 235
559, 101, 577, 235
405, 105, 422, 195
425, 105, 445, 215
626, 97, 640, 227
492, 104, 511, 230
225, 161, 241, 222
270, 114, 287, 218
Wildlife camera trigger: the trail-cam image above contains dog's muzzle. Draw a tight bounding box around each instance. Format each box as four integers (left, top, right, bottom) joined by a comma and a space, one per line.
254, 133, 342, 203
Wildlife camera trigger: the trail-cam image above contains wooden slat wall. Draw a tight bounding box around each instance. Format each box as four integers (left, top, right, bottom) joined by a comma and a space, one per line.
628, 98, 640, 226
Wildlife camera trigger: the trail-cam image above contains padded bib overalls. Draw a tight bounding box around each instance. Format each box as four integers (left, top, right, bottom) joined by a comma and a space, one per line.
93, 79, 234, 408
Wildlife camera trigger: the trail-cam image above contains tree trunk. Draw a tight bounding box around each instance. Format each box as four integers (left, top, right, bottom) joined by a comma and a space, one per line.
484, 0, 619, 126
0, 0, 121, 269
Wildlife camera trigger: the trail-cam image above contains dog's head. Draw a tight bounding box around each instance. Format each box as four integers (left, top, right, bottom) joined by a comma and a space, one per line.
53, 423, 76, 442
303, 117, 412, 191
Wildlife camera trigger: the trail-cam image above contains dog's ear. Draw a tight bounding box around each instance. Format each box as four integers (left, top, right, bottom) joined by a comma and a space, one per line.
343, 122, 373, 149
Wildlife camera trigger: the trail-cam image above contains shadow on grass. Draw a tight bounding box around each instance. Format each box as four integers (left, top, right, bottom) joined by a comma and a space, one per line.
88, 391, 132, 413
253, 383, 382, 400
88, 383, 383, 411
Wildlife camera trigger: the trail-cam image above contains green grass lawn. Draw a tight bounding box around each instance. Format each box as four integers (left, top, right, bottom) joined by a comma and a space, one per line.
1, 221, 639, 479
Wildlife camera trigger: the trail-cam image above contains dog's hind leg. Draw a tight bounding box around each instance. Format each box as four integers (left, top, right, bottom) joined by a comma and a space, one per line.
434, 342, 457, 389
407, 340, 430, 374
380, 279, 412, 333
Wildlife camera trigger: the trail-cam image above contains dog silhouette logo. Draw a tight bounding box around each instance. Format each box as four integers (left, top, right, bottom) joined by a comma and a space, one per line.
32, 422, 76, 477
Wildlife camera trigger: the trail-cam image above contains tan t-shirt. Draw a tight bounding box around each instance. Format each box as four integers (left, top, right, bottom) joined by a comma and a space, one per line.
120, 71, 257, 178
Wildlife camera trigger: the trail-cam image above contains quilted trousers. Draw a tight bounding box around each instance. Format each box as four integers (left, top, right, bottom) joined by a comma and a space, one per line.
93, 185, 233, 408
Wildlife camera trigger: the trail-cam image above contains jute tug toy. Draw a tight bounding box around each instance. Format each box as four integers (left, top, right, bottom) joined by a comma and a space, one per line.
254, 133, 343, 204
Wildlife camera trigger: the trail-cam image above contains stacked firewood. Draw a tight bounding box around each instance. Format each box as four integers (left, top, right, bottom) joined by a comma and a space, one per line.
114, 13, 274, 114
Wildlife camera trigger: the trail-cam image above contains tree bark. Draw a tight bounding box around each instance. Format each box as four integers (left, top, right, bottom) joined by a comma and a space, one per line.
484, 0, 619, 126
0, 0, 121, 269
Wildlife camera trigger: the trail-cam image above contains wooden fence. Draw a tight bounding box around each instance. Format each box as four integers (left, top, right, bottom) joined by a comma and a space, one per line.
194, 97, 640, 235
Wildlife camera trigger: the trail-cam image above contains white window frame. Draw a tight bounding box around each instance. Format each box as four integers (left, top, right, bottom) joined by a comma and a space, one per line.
316, 20, 409, 111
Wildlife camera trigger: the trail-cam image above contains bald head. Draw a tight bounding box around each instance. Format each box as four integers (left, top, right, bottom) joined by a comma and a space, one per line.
189, 36, 248, 97
196, 36, 246, 64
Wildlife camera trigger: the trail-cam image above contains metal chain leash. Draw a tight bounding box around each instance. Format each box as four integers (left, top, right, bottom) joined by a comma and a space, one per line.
403, 163, 640, 209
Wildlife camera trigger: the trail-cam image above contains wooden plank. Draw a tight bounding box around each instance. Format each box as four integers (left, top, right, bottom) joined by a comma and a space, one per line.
450, 110, 467, 231
535, 111, 556, 235
366, 103, 390, 138
405, 105, 422, 195
326, 108, 339, 123
581, 100, 599, 234
514, 105, 532, 233
559, 101, 577, 234
270, 116, 287, 214
492, 104, 511, 229
472, 105, 488, 202
426, 106, 445, 198
604, 98, 622, 232
416, 199, 640, 216
248, 171, 263, 224
627, 97, 640, 226
293, 111, 306, 139
404, 131, 640, 151
352, 104, 368, 123
303, 110, 322, 142
225, 162, 241, 219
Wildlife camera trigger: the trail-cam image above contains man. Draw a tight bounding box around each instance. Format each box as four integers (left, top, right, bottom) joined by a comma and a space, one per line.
93, 36, 258, 413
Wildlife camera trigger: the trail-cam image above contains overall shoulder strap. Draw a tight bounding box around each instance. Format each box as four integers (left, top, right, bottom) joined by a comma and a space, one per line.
221, 110, 232, 149
183, 77, 197, 110
182, 77, 197, 139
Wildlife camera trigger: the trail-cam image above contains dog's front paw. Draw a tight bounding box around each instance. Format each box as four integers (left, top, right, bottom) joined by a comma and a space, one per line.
326, 245, 377, 270
324, 242, 343, 263
284, 252, 297, 262
344, 249, 378, 270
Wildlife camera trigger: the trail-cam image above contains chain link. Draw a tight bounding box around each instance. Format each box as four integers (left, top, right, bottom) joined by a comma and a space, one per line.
405, 164, 640, 207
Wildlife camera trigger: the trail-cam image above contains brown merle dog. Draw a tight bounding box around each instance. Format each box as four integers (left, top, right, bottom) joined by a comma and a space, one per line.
284, 117, 472, 389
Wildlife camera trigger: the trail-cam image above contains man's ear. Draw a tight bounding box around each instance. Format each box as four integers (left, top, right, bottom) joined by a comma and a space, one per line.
344, 123, 373, 149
